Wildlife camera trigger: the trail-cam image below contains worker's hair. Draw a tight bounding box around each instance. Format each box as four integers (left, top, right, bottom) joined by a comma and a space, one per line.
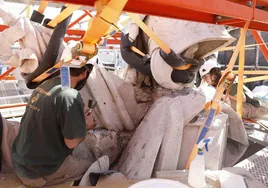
70, 64, 93, 77
210, 67, 222, 86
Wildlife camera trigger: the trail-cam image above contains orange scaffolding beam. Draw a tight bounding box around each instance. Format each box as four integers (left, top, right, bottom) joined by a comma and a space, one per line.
50, 0, 268, 32
0, 67, 16, 80
0, 26, 120, 45
68, 10, 89, 29
251, 30, 268, 62
0, 103, 27, 109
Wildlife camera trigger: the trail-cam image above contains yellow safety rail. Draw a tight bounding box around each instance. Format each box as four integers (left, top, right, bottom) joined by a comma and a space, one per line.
237, 30, 246, 117
244, 75, 268, 83
219, 42, 268, 51
232, 70, 268, 75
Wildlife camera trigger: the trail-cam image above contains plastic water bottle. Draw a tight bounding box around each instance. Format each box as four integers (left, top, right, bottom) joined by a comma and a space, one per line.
188, 148, 206, 188
188, 138, 212, 188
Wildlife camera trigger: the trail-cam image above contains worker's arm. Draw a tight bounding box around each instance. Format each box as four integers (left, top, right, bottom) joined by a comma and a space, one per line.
64, 137, 84, 149
84, 109, 97, 131
58, 91, 87, 150
228, 93, 246, 102
228, 83, 247, 102
64, 110, 96, 149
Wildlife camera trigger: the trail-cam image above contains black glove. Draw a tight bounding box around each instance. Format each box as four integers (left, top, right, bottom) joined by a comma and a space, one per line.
120, 33, 152, 76
160, 48, 204, 67
188, 59, 204, 72
120, 33, 134, 49
170, 60, 204, 84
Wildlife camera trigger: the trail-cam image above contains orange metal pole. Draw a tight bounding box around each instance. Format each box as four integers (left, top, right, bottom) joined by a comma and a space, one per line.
0, 25, 8, 31
1, 25, 87, 37
251, 30, 268, 62
1, 76, 16, 80
0, 103, 27, 109
68, 11, 89, 29
1, 25, 121, 44
217, 18, 245, 25
0, 67, 16, 80
83, 10, 93, 18
64, 37, 83, 42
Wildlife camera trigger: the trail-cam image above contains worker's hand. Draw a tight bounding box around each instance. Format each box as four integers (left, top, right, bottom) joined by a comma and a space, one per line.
84, 109, 97, 131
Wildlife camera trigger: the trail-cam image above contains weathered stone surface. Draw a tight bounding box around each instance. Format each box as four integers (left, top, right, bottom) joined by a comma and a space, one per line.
81, 128, 133, 166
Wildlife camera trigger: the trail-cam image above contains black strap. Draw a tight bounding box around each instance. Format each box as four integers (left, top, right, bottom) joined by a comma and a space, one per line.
89, 170, 117, 186
30, 10, 45, 24
26, 6, 72, 89
0, 113, 3, 173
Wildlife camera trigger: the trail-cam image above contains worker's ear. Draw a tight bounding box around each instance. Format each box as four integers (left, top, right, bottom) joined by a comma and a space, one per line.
81, 69, 88, 79
74, 69, 90, 91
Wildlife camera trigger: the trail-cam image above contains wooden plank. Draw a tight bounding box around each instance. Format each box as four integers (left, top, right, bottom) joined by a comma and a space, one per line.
0, 174, 73, 188
96, 174, 137, 188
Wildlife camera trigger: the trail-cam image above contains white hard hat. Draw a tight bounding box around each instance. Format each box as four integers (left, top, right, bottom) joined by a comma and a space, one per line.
199, 58, 221, 77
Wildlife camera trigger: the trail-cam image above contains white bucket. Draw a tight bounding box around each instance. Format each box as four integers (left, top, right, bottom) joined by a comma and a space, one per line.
129, 179, 189, 188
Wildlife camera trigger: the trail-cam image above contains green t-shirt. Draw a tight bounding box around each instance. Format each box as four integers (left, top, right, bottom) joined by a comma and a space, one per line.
12, 77, 86, 179
229, 83, 261, 108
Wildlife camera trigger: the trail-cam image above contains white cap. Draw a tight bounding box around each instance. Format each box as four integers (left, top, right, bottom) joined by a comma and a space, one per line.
199, 58, 221, 77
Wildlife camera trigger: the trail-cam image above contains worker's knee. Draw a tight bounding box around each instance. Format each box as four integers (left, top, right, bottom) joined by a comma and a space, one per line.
1, 117, 20, 173
242, 104, 260, 119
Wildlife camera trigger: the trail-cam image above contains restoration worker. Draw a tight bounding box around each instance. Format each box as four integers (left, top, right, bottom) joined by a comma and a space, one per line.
198, 58, 261, 119
11, 63, 96, 187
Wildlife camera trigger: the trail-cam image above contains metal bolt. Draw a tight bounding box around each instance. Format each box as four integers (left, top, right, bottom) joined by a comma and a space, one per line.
216, 16, 222, 20
247, 1, 252, 7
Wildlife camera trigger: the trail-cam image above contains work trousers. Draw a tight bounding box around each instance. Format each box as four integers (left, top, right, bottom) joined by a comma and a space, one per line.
230, 99, 261, 119
0, 116, 93, 187
18, 154, 93, 187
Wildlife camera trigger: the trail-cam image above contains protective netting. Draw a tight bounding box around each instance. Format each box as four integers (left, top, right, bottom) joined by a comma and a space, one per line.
235, 147, 268, 186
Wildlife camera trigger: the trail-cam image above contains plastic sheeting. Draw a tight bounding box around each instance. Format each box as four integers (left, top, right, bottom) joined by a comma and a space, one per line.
0, 7, 65, 75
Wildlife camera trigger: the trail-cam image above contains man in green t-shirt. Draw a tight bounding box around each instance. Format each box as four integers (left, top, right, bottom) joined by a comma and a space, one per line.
198, 58, 261, 119
11, 63, 96, 187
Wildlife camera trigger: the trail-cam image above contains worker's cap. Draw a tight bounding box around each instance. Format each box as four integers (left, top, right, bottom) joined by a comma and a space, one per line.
199, 58, 221, 77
